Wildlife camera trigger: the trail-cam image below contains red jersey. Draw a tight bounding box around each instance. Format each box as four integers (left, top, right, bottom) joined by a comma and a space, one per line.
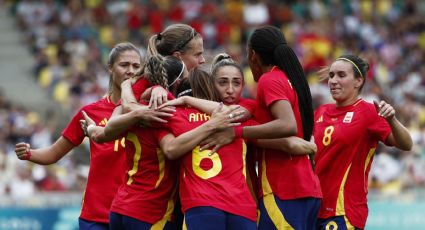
132, 78, 151, 100
132, 78, 174, 102
165, 106, 257, 221
237, 98, 256, 115
254, 68, 322, 200
62, 96, 126, 223
314, 99, 391, 228
110, 127, 178, 224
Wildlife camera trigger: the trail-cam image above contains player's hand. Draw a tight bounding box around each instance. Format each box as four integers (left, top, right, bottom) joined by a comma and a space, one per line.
149, 86, 168, 109
208, 103, 243, 131
136, 105, 175, 125
80, 111, 96, 136
158, 97, 186, 109
200, 128, 235, 154
374, 100, 396, 121
15, 142, 31, 160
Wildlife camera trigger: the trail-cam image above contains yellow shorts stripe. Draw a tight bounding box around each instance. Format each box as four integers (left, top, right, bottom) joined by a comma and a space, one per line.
263, 193, 294, 230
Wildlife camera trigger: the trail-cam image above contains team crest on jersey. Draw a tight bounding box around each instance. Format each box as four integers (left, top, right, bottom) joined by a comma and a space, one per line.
316, 115, 323, 123
343, 112, 354, 123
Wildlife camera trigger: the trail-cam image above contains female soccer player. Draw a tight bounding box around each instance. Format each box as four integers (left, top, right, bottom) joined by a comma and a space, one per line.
121, 23, 205, 110
160, 68, 257, 230
15, 42, 146, 229
84, 60, 245, 229
200, 26, 322, 230
160, 53, 317, 155
314, 55, 412, 230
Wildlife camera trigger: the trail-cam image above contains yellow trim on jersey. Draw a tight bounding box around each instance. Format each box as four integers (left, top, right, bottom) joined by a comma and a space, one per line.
155, 148, 165, 188
242, 141, 247, 178
151, 186, 177, 230
344, 215, 356, 230
364, 148, 376, 174
126, 133, 142, 185
336, 164, 352, 215
263, 193, 294, 230
261, 151, 273, 195
182, 218, 187, 230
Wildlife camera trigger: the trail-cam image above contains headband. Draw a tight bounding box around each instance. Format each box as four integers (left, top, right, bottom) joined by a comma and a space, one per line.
175, 30, 198, 52
336, 57, 363, 78
177, 89, 192, 98
169, 61, 185, 87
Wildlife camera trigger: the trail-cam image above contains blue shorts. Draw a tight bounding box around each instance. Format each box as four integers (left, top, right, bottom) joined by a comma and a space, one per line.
258, 194, 321, 230
317, 216, 362, 230
109, 211, 176, 230
184, 206, 256, 230
78, 217, 109, 230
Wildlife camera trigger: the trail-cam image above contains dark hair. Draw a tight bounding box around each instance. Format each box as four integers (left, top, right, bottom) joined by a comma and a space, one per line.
249, 25, 313, 140
107, 42, 141, 94
144, 55, 184, 90
176, 78, 192, 98
188, 68, 220, 101
336, 54, 369, 92
210, 53, 244, 82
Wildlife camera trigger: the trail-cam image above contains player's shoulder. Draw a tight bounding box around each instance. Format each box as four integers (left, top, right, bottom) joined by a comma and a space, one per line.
355, 99, 377, 113
315, 103, 333, 113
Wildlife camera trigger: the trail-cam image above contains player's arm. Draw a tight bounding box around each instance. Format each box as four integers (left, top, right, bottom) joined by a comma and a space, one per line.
242, 100, 297, 139
120, 78, 141, 113
160, 96, 251, 121
15, 137, 75, 165
160, 104, 243, 160
256, 136, 317, 155
199, 100, 297, 153
374, 100, 412, 151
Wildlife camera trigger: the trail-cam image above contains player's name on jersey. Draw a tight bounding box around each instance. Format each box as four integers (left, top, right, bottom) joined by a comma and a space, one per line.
189, 113, 211, 122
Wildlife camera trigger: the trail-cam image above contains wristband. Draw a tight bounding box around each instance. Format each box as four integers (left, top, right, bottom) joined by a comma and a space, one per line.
23, 149, 32, 160
234, 126, 243, 138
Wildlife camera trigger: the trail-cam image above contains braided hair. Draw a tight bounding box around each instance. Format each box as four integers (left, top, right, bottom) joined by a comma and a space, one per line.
144, 55, 185, 91
144, 55, 168, 89
249, 25, 313, 141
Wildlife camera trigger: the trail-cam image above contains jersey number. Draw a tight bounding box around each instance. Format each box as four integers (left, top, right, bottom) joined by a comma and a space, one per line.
126, 133, 141, 185
325, 221, 338, 230
114, 137, 125, 152
192, 146, 222, 180
322, 126, 334, 146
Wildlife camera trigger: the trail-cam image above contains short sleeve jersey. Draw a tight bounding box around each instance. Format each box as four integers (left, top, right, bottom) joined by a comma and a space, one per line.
62, 97, 126, 223
314, 99, 391, 229
254, 68, 322, 200
164, 106, 257, 221
110, 126, 177, 224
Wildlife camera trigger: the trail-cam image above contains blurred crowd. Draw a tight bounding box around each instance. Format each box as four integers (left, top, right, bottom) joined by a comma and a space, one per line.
1, 0, 424, 202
